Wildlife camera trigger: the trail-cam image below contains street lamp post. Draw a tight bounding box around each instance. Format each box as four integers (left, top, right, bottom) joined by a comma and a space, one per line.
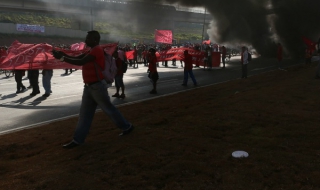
201, 8, 207, 49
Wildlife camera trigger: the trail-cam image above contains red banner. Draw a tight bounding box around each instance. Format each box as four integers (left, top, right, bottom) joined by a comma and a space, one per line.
123, 48, 219, 67
157, 48, 219, 67
0, 41, 118, 70
0, 43, 218, 69
155, 30, 173, 44
157, 47, 205, 66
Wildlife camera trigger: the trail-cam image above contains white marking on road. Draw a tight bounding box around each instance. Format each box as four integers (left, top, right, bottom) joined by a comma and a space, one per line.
251, 66, 274, 71
158, 78, 179, 84
0, 114, 79, 135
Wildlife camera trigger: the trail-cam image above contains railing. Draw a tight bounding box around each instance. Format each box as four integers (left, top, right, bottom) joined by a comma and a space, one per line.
94, 0, 207, 14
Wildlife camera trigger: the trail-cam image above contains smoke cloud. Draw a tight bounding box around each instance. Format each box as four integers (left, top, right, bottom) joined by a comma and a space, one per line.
152, 0, 320, 58
34, 0, 320, 57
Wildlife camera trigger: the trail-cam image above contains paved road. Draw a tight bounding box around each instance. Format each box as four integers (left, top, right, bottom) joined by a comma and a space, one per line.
0, 56, 300, 134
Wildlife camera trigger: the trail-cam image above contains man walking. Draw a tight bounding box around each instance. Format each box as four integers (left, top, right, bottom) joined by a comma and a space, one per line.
148, 48, 159, 94
241, 46, 249, 79
221, 45, 227, 68
42, 69, 53, 97
14, 70, 26, 93
207, 46, 212, 70
52, 30, 133, 149
29, 69, 40, 96
112, 51, 126, 99
182, 50, 197, 86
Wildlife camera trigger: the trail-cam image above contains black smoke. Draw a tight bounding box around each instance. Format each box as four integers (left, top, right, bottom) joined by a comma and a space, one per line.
150, 0, 320, 58
269, 0, 320, 58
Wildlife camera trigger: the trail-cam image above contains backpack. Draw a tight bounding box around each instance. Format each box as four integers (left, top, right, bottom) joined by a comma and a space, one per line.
94, 53, 117, 84
122, 60, 128, 73
247, 52, 252, 62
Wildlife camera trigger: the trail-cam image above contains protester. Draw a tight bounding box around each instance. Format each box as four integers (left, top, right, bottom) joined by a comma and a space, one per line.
241, 46, 249, 79
14, 70, 26, 93
112, 51, 126, 99
305, 47, 312, 66
29, 69, 40, 96
52, 30, 133, 149
180, 59, 184, 68
42, 69, 53, 97
316, 61, 320, 79
147, 48, 159, 94
182, 50, 197, 86
133, 46, 138, 68
317, 38, 320, 53
221, 45, 227, 68
142, 49, 148, 66
64, 68, 72, 75
27, 70, 32, 89
164, 60, 168, 67
207, 46, 212, 70
117, 47, 126, 62
315, 46, 320, 79
203, 49, 208, 70
172, 58, 176, 66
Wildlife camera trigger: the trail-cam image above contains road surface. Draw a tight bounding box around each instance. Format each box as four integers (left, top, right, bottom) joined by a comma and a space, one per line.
0, 56, 299, 134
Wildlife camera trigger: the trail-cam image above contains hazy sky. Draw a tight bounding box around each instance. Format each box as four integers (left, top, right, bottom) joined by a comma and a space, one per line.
37, 0, 320, 57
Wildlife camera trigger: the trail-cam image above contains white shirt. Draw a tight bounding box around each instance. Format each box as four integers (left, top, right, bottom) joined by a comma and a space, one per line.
242, 50, 248, 64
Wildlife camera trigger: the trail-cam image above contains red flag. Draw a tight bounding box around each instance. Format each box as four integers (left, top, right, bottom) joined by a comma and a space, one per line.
202, 40, 211, 45
70, 43, 80, 51
125, 51, 134, 60
78, 42, 86, 51
155, 30, 173, 44
101, 43, 118, 55
71, 42, 86, 51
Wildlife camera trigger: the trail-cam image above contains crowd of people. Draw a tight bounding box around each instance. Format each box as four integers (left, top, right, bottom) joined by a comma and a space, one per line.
1, 31, 223, 149
0, 45, 8, 55
2, 31, 320, 149
3, 37, 320, 98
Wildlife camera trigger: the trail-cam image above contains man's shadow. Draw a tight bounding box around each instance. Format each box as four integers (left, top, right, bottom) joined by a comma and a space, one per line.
60, 70, 77, 76
61, 73, 72, 76
29, 96, 48, 106
12, 94, 34, 104
11, 93, 48, 106
0, 93, 17, 100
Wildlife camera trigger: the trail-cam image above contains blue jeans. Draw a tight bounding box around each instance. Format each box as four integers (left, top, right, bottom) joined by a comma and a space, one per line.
73, 80, 131, 144
242, 64, 247, 78
183, 70, 197, 85
115, 74, 124, 88
42, 70, 53, 94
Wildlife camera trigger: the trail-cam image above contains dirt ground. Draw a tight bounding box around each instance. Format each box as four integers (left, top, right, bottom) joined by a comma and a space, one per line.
1, 59, 320, 190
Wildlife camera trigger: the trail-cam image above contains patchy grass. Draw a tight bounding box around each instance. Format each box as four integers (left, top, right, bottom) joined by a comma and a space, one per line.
0, 62, 320, 189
